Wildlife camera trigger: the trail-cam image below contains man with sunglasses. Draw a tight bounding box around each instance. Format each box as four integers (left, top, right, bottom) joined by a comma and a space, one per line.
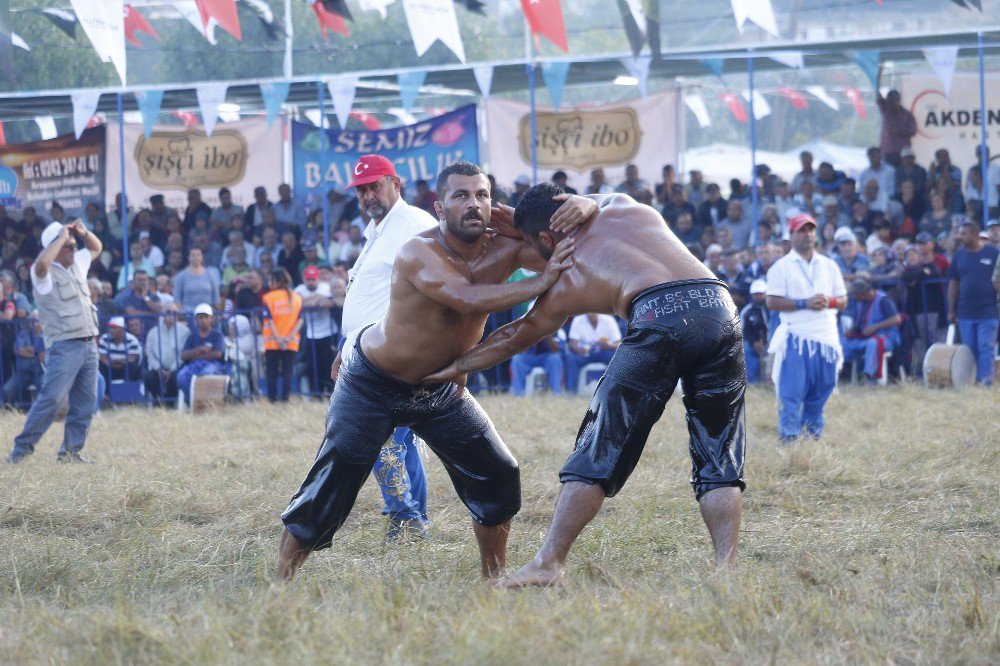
7, 220, 102, 464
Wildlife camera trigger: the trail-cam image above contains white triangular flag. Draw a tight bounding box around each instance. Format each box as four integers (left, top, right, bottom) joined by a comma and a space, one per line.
473, 64, 494, 98
770, 51, 803, 69
625, 0, 646, 38
71, 91, 102, 139
71, 0, 126, 85
35, 116, 58, 140
742, 90, 771, 119
402, 0, 466, 63
328, 77, 358, 129
388, 109, 418, 126
683, 95, 712, 128
11, 32, 30, 51
123, 111, 144, 124
731, 0, 778, 37
175, 0, 218, 44
196, 83, 228, 136
304, 109, 323, 127
359, 0, 397, 19
806, 85, 840, 111
622, 56, 652, 98
923, 46, 959, 97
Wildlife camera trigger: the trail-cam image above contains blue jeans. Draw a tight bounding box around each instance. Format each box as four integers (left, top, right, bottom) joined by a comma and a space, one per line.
11, 338, 98, 458
373, 427, 428, 522
957, 318, 999, 385
743, 341, 764, 384
510, 351, 564, 395
566, 348, 616, 394
176, 360, 228, 401
777, 337, 838, 439
841, 336, 896, 378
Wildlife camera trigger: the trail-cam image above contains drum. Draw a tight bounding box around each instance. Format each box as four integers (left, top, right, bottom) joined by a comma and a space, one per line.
924, 344, 976, 389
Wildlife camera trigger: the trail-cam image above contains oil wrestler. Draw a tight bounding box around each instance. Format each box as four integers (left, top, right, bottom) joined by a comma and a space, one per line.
276, 162, 597, 581
424, 184, 747, 586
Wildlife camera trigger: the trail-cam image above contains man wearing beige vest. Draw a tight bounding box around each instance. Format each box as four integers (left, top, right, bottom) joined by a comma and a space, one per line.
7, 220, 102, 464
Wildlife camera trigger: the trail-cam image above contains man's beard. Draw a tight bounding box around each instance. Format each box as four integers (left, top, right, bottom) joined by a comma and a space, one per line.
445, 210, 487, 243
364, 202, 387, 220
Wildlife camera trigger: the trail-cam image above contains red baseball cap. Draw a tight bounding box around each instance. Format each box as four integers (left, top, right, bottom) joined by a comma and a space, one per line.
787, 213, 817, 234
348, 154, 398, 188
302, 265, 320, 280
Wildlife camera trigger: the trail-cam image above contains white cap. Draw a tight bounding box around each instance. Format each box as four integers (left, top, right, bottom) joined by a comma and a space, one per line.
834, 227, 856, 244
108, 316, 125, 328
514, 174, 531, 185
194, 303, 214, 316
41, 222, 64, 249
750, 279, 768, 294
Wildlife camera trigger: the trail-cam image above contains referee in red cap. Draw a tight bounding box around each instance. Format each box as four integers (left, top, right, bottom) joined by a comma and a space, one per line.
335, 154, 437, 539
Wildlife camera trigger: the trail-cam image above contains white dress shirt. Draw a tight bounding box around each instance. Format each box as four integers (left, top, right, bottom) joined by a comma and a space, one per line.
858, 164, 897, 199
766, 249, 846, 330
294, 281, 336, 340
568, 314, 622, 350
340, 197, 436, 335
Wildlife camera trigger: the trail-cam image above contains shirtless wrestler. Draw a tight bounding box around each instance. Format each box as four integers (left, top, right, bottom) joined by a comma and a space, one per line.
424, 184, 747, 586
276, 162, 597, 581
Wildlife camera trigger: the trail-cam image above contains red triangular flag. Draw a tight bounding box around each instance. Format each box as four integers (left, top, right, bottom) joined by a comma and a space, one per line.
124, 4, 160, 47
845, 87, 867, 119
86, 115, 104, 129
172, 110, 199, 126
519, 0, 568, 53
721, 93, 748, 123
350, 111, 381, 130
309, 0, 349, 39
0, 122, 5, 146
777, 87, 808, 111
196, 0, 242, 41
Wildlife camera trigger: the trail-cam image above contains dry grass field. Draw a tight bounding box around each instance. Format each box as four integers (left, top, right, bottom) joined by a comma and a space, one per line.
1, 384, 998, 664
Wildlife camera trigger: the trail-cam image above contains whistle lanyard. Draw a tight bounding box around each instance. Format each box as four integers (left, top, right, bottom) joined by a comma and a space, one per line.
346, 224, 382, 293
795, 257, 817, 293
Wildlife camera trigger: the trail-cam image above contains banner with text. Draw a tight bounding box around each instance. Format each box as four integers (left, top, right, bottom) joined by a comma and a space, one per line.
0, 127, 106, 220
901, 73, 1000, 175
291, 104, 479, 208
105, 118, 284, 211
484, 90, 681, 194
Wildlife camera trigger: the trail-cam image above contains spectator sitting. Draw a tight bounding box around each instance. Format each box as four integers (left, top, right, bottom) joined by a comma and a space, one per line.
793, 180, 822, 217
757, 219, 775, 245
895, 148, 927, 194
585, 168, 613, 195
254, 227, 281, 271
137, 231, 164, 271
235, 269, 265, 311
740, 280, 769, 384
182, 189, 212, 233
551, 171, 578, 196
221, 244, 252, 289
661, 184, 696, 227
244, 186, 273, 229
849, 200, 878, 239
868, 246, 903, 289
220, 229, 255, 270
509, 174, 531, 206
865, 218, 893, 255
615, 164, 649, 198
814, 162, 845, 195
226, 312, 257, 399
986, 219, 1000, 249
487, 174, 510, 205
718, 199, 752, 249
834, 228, 870, 280
841, 277, 902, 383
790, 150, 815, 194
114, 270, 162, 319
98, 316, 142, 382
859, 147, 897, 200
697, 182, 727, 228
211, 187, 245, 232
191, 229, 224, 269
718, 249, 748, 308
685, 169, 706, 207
671, 212, 701, 245
338, 225, 365, 265
964, 165, 995, 213
89, 277, 118, 319
176, 303, 228, 401
817, 195, 849, 230
654, 164, 676, 204
144, 302, 190, 403
2, 316, 44, 405
154, 275, 174, 305
715, 223, 736, 253
162, 249, 185, 278
412, 179, 439, 214
892, 179, 923, 237
276, 230, 304, 281
773, 180, 795, 222
838, 177, 859, 217
510, 331, 564, 396
274, 183, 307, 230
928, 148, 963, 189
565, 313, 621, 394
116, 240, 156, 291
297, 240, 323, 283
931, 172, 966, 215
703, 243, 723, 275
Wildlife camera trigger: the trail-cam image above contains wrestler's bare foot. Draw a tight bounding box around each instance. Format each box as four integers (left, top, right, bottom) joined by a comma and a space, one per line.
502, 557, 564, 589
276, 528, 311, 581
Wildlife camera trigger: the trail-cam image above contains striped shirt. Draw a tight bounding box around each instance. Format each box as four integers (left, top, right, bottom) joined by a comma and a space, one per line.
98, 331, 143, 364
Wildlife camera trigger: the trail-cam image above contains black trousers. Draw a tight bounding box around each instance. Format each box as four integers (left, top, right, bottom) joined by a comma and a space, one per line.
265, 349, 296, 402
299, 335, 334, 395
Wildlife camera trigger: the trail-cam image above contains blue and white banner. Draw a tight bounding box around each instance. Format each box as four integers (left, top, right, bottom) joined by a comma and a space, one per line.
291, 104, 479, 207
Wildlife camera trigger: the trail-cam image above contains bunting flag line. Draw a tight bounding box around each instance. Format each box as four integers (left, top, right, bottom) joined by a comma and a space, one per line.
541, 61, 570, 110
124, 4, 160, 47
321, 0, 353, 20
473, 64, 494, 98
622, 56, 652, 98
699, 58, 725, 80
721, 92, 749, 123
71, 0, 127, 86
196, 0, 242, 40
242, 0, 284, 41
742, 89, 771, 119
520, 0, 568, 53
851, 50, 881, 89
259, 81, 290, 127
618, 0, 645, 57
135, 89, 164, 138
308, 0, 350, 38
71, 91, 102, 139
38, 8, 77, 39
176, 1, 218, 44
350, 111, 382, 130
730, 0, 778, 36
769, 51, 804, 69
844, 87, 867, 119
195, 83, 228, 135
776, 87, 808, 110
328, 76, 358, 128
402, 0, 466, 63
683, 94, 712, 128
806, 85, 840, 111
398, 70, 427, 113
35, 116, 58, 140
10, 33, 29, 51
922, 46, 959, 97
358, 0, 396, 18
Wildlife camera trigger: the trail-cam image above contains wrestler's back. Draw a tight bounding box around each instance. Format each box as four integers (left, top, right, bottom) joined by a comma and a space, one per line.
563, 196, 715, 318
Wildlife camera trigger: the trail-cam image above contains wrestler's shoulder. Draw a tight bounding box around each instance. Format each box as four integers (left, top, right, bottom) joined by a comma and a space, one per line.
396, 234, 441, 265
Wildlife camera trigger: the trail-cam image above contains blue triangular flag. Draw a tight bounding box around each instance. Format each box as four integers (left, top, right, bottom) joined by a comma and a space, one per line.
699, 58, 725, 80
134, 90, 164, 138
260, 82, 290, 127
852, 50, 881, 89
541, 61, 571, 111
398, 70, 427, 114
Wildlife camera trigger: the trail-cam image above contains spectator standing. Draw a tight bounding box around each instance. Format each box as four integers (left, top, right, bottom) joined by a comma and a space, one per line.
653, 164, 676, 205
144, 303, 189, 403
766, 214, 847, 442
244, 186, 273, 229
510, 331, 565, 396
740, 279, 769, 384
176, 303, 228, 401
948, 220, 999, 385
895, 148, 927, 194
276, 231, 304, 282
841, 278, 902, 382
697, 183, 728, 228
509, 175, 531, 206
718, 200, 753, 250
615, 164, 650, 198
262, 268, 302, 402
685, 169, 706, 207
173, 247, 221, 312
901, 242, 946, 371
274, 183, 308, 231
294, 265, 336, 396
585, 168, 613, 195
8, 221, 101, 464
875, 66, 918, 167
551, 171, 578, 196
148, 194, 172, 230
182, 189, 212, 233
565, 313, 621, 394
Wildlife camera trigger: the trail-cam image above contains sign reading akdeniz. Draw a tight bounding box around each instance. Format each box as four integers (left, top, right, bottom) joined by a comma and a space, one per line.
291, 105, 479, 206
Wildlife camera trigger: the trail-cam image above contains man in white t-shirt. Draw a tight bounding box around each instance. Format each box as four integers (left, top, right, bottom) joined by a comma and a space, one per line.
294, 265, 337, 396
566, 313, 622, 393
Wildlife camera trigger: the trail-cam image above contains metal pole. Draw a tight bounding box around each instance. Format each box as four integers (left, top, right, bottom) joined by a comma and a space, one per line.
317, 82, 330, 256
748, 53, 759, 246
283, 0, 293, 80
528, 63, 538, 183
117, 92, 129, 270
978, 32, 989, 229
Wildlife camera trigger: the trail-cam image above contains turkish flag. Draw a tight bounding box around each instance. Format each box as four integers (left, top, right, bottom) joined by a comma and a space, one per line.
310, 0, 350, 39
721, 93, 749, 123
519, 0, 568, 53
845, 87, 867, 119
0, 122, 5, 147
171, 110, 199, 126
777, 87, 808, 110
124, 5, 160, 47
196, 0, 242, 40
350, 111, 381, 130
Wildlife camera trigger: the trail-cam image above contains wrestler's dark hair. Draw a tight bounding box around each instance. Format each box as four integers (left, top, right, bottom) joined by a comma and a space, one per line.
513, 183, 565, 238
436, 161, 487, 198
